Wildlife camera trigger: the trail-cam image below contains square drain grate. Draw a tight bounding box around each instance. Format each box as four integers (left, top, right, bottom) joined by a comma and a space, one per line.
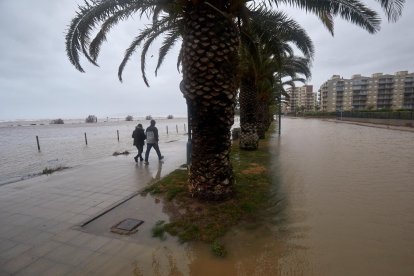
110, 218, 144, 235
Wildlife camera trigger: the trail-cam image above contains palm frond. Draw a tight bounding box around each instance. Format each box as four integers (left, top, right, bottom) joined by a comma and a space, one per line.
118, 26, 155, 82
374, 0, 405, 22
266, 0, 381, 34
89, 7, 138, 62
155, 28, 181, 76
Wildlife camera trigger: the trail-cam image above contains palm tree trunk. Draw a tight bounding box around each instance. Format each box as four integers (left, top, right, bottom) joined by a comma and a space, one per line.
256, 101, 266, 139
181, 4, 239, 200
239, 76, 259, 150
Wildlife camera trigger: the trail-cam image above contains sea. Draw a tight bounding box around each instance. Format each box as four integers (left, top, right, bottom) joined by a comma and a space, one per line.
0, 117, 191, 186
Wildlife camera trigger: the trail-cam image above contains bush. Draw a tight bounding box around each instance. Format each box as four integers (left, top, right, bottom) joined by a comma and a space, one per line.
145, 115, 152, 120
125, 115, 133, 121
167, 115, 174, 119
85, 115, 97, 123
50, 118, 64, 124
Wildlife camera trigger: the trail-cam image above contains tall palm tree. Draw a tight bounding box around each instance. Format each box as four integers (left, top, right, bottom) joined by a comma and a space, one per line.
65, 0, 404, 200
238, 8, 313, 149
256, 54, 312, 138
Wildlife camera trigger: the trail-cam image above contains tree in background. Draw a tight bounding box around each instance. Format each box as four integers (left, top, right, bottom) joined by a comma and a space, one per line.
65, 0, 404, 200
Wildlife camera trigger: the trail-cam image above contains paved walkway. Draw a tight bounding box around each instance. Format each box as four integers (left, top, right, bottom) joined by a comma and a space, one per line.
0, 140, 187, 275
322, 118, 414, 132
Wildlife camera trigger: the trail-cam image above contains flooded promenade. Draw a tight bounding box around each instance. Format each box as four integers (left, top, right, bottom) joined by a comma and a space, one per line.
265, 117, 414, 275
0, 117, 413, 275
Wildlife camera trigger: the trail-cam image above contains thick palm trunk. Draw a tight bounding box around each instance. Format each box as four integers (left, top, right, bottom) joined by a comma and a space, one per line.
256, 101, 266, 139
239, 76, 259, 150
181, 5, 239, 200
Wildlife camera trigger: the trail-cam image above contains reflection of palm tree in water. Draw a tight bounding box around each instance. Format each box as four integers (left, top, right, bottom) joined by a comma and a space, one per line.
145, 162, 163, 184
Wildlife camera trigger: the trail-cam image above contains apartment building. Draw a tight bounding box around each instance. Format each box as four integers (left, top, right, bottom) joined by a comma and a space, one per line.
286, 85, 317, 112
319, 71, 414, 112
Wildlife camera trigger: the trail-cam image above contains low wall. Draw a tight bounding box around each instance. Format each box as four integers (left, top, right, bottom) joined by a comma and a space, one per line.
338, 117, 414, 127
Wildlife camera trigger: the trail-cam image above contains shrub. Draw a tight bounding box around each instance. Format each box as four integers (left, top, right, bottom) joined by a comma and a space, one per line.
167, 115, 174, 119
85, 115, 97, 123
50, 118, 64, 124
145, 115, 152, 120
125, 115, 133, 121
211, 240, 227, 257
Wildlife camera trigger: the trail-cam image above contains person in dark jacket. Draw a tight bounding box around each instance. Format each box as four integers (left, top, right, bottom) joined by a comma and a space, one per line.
144, 120, 163, 165
132, 124, 146, 162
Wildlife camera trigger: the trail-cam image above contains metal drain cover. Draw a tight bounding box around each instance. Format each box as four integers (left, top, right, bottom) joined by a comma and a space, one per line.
110, 218, 144, 235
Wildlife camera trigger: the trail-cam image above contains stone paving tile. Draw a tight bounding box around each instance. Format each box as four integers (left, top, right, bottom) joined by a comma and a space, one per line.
80, 206, 105, 217
0, 243, 32, 261
5, 213, 33, 226
14, 257, 56, 276
1, 252, 38, 274
0, 239, 18, 252
51, 230, 81, 244
44, 244, 94, 267
96, 238, 127, 256
25, 240, 62, 258
72, 252, 113, 275
41, 263, 75, 276
88, 256, 134, 276
65, 232, 94, 248
0, 225, 25, 241
11, 230, 54, 246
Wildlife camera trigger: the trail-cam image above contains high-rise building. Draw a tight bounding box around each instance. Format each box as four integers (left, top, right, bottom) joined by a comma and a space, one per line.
286, 85, 317, 112
319, 71, 414, 112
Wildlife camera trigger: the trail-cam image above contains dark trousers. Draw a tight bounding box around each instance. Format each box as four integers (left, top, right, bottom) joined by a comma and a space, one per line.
135, 145, 144, 160
145, 143, 162, 161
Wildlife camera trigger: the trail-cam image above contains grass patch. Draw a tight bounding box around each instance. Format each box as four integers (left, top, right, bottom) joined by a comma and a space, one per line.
42, 166, 69, 175
151, 220, 167, 241
211, 240, 227, 257
142, 129, 274, 256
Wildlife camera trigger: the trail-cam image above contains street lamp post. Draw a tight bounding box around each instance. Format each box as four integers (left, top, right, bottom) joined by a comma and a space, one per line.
278, 95, 282, 135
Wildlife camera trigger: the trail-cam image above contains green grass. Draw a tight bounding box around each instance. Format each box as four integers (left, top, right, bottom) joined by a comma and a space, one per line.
151, 220, 167, 241
142, 130, 274, 256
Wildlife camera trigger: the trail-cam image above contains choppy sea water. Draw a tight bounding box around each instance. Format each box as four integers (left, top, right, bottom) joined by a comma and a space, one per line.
0, 118, 192, 186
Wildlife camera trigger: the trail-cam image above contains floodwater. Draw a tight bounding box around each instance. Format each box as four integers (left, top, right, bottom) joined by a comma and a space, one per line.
267, 118, 414, 275
0, 118, 190, 185
191, 118, 414, 275
84, 117, 414, 275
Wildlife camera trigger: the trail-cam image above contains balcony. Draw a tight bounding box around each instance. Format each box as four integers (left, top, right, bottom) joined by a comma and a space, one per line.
377, 96, 393, 100
353, 93, 368, 97
377, 100, 393, 105
378, 78, 394, 84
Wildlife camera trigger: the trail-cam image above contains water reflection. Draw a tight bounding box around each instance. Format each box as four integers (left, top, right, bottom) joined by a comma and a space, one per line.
270, 118, 414, 275
186, 118, 414, 275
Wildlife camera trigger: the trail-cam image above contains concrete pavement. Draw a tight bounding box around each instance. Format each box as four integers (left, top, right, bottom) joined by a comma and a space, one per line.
0, 140, 187, 275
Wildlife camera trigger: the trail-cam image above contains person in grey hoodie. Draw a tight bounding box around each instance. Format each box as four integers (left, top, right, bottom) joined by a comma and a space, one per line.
144, 120, 164, 165
132, 124, 146, 162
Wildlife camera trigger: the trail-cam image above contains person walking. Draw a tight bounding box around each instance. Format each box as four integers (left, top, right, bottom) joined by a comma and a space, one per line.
144, 119, 164, 165
132, 123, 146, 162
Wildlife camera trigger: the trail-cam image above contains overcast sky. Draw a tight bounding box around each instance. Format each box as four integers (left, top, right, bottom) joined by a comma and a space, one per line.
0, 0, 413, 121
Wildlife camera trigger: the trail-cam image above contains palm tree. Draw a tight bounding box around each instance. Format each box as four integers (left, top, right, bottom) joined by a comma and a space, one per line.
65, 0, 404, 200
238, 8, 313, 149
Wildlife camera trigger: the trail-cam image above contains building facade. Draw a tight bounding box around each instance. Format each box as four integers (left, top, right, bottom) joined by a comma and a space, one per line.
286, 85, 317, 113
319, 71, 414, 112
